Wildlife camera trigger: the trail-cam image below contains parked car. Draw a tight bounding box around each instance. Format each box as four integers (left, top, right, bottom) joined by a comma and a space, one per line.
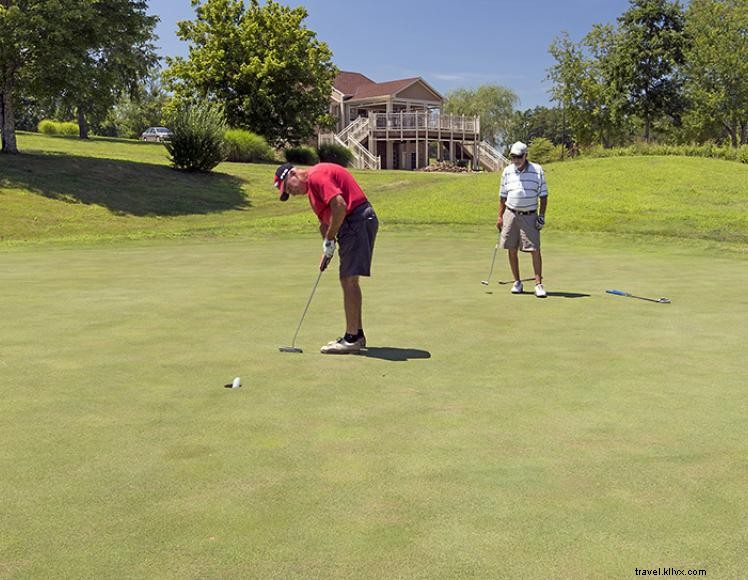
141, 127, 174, 142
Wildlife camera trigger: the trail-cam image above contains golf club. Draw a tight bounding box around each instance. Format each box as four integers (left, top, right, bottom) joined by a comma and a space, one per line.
498, 277, 535, 285
480, 233, 501, 285
279, 256, 331, 353
606, 289, 671, 304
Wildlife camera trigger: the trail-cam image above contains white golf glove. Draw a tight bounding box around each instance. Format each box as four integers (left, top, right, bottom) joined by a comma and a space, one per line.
535, 214, 545, 230
322, 238, 336, 258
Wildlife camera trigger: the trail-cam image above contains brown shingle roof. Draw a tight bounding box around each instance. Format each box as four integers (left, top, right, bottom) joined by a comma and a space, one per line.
334, 71, 375, 96
351, 78, 420, 99
335, 71, 442, 102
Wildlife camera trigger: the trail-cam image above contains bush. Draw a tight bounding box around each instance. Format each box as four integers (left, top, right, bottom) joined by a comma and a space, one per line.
318, 143, 354, 167
578, 141, 748, 164
284, 145, 318, 165
528, 137, 557, 165
164, 103, 227, 172
37, 119, 79, 136
224, 129, 274, 163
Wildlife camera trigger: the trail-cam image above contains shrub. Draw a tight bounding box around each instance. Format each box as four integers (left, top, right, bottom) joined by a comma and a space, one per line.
528, 137, 556, 165
37, 119, 79, 136
224, 129, 274, 163
164, 103, 227, 172
284, 145, 318, 165
59, 122, 79, 136
38, 120, 56, 135
318, 143, 354, 167
576, 142, 748, 164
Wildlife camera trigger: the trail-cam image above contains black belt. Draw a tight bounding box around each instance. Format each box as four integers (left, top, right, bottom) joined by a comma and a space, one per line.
507, 207, 536, 215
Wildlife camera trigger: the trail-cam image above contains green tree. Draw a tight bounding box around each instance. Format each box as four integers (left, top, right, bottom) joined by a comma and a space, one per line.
0, 0, 156, 151
164, 0, 337, 146
506, 106, 567, 148
609, 0, 687, 142
443, 84, 518, 146
103, 74, 168, 138
549, 27, 637, 148
683, 0, 748, 146
58, 0, 159, 139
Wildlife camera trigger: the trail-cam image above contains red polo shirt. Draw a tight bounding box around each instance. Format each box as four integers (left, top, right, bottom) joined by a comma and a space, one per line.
306, 163, 368, 224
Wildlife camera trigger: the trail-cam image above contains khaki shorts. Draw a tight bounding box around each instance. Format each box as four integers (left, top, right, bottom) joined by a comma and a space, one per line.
500, 210, 540, 252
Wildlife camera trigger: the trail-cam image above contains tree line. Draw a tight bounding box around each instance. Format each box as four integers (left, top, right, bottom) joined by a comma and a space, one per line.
0, 0, 336, 154
2, 0, 745, 156
547, 0, 748, 148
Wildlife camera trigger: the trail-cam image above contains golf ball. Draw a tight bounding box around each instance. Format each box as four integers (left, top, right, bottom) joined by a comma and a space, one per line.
232, 377, 241, 389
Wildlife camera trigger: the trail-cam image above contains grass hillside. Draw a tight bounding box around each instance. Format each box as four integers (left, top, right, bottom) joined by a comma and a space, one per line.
2, 133, 747, 578
1, 132, 746, 248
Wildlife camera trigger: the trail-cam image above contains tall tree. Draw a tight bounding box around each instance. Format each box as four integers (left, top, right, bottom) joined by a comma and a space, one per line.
684, 0, 748, 146
104, 74, 168, 138
443, 85, 518, 147
1, 0, 89, 152
548, 27, 630, 147
58, 0, 159, 139
164, 0, 337, 145
609, 0, 687, 141
0, 1, 153, 151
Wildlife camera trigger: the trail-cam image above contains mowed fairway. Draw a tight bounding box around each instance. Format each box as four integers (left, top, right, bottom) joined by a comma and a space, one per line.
1, 233, 747, 578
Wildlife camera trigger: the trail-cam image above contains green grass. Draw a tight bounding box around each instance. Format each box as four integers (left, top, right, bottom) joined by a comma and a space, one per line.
1, 133, 747, 578
1, 236, 746, 578
1, 132, 747, 247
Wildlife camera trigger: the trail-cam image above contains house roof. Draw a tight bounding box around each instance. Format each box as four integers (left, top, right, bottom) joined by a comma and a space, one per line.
333, 71, 376, 97
334, 71, 443, 103
352, 78, 421, 99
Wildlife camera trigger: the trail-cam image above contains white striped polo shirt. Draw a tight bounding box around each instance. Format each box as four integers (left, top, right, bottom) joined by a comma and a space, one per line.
499, 160, 548, 211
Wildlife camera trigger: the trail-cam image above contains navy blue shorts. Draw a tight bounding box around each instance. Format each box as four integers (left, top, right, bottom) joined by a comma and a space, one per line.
338, 202, 378, 277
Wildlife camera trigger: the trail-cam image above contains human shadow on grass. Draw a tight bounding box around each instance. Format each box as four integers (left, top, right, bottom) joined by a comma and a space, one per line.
359, 347, 432, 362
511, 291, 590, 298
546, 291, 590, 298
0, 151, 248, 216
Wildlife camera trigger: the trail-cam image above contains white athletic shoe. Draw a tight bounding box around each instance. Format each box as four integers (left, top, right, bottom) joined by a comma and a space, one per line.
511, 281, 523, 294
535, 283, 547, 298
320, 337, 364, 354
323, 334, 366, 348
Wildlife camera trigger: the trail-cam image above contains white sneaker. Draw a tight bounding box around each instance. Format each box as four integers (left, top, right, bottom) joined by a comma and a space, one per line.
320, 337, 364, 354
535, 283, 547, 298
511, 281, 523, 294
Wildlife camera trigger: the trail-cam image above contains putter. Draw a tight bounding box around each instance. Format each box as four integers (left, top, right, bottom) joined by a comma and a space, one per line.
606, 289, 671, 304
498, 277, 535, 285
481, 233, 501, 285
279, 256, 331, 353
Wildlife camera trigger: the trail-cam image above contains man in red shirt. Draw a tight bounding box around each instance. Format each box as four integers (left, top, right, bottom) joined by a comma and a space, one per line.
274, 162, 379, 354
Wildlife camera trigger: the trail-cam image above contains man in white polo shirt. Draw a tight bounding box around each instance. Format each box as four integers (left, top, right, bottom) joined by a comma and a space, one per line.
497, 141, 548, 298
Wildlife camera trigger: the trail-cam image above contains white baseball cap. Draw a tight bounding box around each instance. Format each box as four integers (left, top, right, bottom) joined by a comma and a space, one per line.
509, 141, 528, 156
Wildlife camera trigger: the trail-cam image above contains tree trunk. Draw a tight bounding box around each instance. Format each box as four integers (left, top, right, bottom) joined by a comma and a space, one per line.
643, 115, 651, 143
740, 121, 747, 146
77, 106, 89, 140
1, 81, 18, 154
722, 119, 738, 148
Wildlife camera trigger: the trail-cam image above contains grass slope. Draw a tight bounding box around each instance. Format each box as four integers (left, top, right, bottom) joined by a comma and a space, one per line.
1, 236, 746, 578
1, 132, 746, 247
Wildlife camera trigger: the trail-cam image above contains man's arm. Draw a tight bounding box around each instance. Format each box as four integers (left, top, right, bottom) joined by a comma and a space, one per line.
325, 194, 347, 240
539, 196, 548, 216
497, 197, 507, 230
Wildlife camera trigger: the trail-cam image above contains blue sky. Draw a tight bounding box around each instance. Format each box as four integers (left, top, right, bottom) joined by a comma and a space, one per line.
148, 0, 632, 109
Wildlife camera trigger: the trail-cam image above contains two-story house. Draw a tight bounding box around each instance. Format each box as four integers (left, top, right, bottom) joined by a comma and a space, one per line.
320, 71, 507, 172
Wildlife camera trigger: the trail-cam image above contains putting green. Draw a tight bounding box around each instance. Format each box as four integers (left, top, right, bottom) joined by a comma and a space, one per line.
1, 233, 746, 578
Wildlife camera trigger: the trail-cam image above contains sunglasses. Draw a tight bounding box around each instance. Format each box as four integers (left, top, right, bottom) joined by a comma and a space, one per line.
510, 154, 525, 159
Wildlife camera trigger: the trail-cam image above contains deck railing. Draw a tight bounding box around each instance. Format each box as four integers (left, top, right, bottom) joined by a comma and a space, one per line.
370, 112, 479, 133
